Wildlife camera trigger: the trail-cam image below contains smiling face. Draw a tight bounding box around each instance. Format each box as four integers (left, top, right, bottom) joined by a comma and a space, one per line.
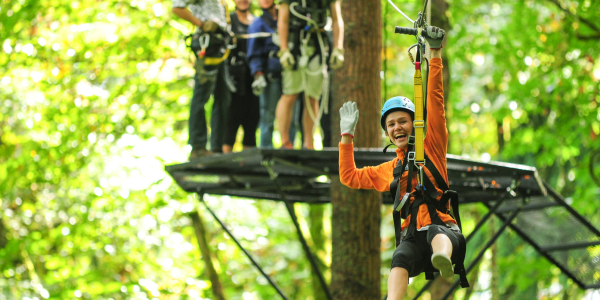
235, 0, 251, 11
384, 110, 413, 149
258, 0, 274, 9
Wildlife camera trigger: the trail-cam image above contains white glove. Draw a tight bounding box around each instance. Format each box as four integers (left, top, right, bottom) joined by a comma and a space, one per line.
339, 101, 359, 137
330, 48, 344, 70
252, 75, 267, 96
278, 49, 295, 70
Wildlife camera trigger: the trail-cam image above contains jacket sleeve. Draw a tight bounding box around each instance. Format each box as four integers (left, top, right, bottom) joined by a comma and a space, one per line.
247, 20, 265, 76
339, 142, 395, 192
423, 57, 448, 182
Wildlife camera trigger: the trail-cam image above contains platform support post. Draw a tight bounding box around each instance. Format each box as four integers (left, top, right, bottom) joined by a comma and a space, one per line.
410, 192, 512, 300
262, 160, 333, 300
198, 192, 290, 300
439, 204, 523, 300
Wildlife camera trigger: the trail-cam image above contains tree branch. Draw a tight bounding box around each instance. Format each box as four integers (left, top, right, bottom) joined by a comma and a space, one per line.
589, 152, 600, 187
576, 33, 600, 40
547, 0, 600, 34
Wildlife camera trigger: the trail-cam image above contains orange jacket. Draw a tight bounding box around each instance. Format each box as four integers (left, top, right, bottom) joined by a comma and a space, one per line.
339, 58, 454, 230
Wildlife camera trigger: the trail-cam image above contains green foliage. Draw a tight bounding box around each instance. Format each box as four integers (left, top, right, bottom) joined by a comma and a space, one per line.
382, 0, 600, 298
1, 0, 599, 299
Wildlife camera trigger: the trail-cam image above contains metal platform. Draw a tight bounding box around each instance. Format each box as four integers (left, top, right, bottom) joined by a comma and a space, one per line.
166, 148, 600, 298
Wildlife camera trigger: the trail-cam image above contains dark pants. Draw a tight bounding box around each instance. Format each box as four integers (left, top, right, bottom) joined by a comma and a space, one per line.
224, 88, 260, 147
390, 224, 460, 277
188, 64, 231, 152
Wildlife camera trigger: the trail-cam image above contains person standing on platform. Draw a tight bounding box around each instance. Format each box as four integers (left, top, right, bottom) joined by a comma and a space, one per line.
247, 0, 300, 148
172, 0, 230, 159
275, 0, 344, 149
222, 0, 260, 153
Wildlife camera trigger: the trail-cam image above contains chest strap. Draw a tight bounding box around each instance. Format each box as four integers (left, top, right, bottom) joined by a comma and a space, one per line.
390, 152, 463, 231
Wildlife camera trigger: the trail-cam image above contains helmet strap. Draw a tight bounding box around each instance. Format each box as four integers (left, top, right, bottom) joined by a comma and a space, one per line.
383, 143, 394, 153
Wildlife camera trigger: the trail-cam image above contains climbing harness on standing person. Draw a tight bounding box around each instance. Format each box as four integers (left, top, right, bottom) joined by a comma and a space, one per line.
183, 0, 238, 90
385, 0, 470, 288
285, 0, 333, 137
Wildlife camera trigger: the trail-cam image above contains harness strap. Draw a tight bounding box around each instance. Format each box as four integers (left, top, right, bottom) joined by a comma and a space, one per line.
390, 150, 410, 205
422, 157, 464, 231
424, 158, 448, 190
388, 150, 470, 288
204, 48, 231, 65
455, 232, 469, 288
391, 150, 410, 247
403, 149, 415, 220
260, 13, 277, 31
218, 0, 231, 24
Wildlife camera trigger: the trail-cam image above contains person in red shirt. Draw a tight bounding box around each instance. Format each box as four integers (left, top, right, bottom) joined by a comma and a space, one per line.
338, 27, 463, 299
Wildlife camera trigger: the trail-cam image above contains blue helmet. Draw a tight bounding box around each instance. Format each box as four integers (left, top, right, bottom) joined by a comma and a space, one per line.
380, 96, 415, 130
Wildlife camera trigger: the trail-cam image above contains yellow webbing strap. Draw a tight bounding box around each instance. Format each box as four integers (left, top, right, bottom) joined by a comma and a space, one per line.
203, 48, 231, 65
414, 61, 425, 164
219, 0, 230, 24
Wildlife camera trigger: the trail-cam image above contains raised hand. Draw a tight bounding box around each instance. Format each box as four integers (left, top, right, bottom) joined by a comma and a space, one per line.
423, 26, 445, 50
339, 101, 359, 137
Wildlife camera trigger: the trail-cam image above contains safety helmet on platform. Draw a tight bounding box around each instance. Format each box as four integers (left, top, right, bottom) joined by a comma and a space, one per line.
380, 96, 415, 130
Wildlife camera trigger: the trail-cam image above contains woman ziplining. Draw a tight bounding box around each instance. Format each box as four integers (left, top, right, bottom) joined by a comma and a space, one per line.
337, 24, 469, 300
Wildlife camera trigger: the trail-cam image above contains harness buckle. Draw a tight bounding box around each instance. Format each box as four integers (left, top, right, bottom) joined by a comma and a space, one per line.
413, 120, 425, 128
408, 151, 415, 161
415, 161, 426, 168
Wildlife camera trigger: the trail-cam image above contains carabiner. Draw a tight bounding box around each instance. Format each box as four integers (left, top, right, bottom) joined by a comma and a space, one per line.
417, 164, 424, 187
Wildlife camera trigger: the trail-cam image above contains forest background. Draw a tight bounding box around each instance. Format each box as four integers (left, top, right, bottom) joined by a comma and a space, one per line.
1, 0, 600, 299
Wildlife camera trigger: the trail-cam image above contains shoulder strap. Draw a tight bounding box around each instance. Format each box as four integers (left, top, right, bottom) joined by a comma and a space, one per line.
402, 149, 415, 220
218, 0, 231, 24
229, 12, 239, 28
391, 150, 409, 212
424, 157, 448, 190
260, 13, 277, 30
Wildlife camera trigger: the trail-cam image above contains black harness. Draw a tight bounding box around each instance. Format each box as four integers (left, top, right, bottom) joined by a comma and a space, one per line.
390, 148, 470, 288
227, 13, 252, 94
287, 0, 332, 69
185, 27, 231, 77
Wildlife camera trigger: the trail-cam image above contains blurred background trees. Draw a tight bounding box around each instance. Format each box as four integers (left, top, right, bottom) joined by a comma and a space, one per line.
1, 0, 599, 299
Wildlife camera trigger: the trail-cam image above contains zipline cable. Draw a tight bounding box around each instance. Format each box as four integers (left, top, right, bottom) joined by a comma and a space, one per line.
386, 0, 414, 24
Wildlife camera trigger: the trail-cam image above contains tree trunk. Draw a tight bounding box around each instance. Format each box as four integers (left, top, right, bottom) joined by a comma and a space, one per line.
0, 217, 8, 249
330, 180, 382, 300
309, 204, 328, 300
189, 211, 226, 300
330, 0, 382, 298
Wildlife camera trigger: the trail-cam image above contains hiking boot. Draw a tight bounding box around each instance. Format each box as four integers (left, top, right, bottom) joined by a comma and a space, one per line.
431, 253, 454, 279
189, 148, 214, 160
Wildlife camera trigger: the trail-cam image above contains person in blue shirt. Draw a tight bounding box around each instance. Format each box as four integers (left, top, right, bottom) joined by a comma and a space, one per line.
247, 0, 298, 148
